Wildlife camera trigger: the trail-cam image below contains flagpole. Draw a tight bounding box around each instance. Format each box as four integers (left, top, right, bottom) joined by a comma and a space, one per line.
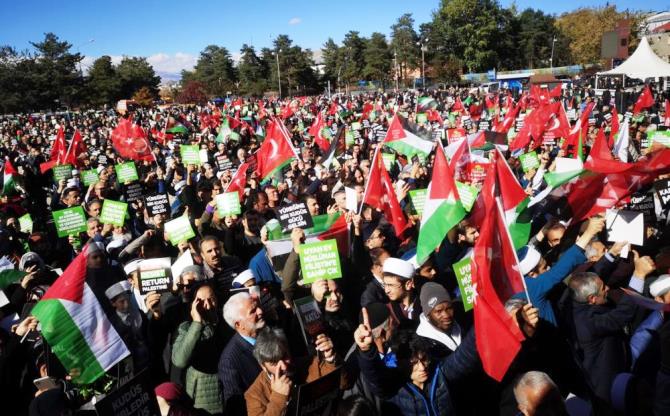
358, 141, 382, 215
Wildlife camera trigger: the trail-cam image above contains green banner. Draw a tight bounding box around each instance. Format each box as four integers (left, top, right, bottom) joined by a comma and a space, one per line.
115, 162, 138, 183
345, 130, 355, 146
53, 164, 73, 182
19, 213, 33, 233
299, 239, 342, 284
164, 215, 196, 246
215, 192, 241, 216
651, 131, 670, 147
81, 169, 99, 187
455, 181, 479, 212
52, 206, 87, 237
519, 151, 540, 173
100, 199, 128, 226
409, 188, 427, 215
381, 153, 395, 171
452, 256, 475, 312
180, 145, 201, 165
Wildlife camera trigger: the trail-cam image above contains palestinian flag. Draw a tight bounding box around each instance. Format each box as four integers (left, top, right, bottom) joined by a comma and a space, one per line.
495, 151, 532, 250
253, 119, 296, 183
2, 159, 17, 196
417, 96, 438, 113
383, 114, 435, 158
216, 118, 232, 143
0, 268, 26, 290
31, 249, 130, 384
166, 118, 189, 134
322, 126, 346, 169
416, 144, 466, 264
264, 212, 349, 257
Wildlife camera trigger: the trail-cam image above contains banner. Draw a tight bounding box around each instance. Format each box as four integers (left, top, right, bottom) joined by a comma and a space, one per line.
409, 188, 427, 216
215, 192, 242, 216
278, 202, 314, 233
452, 256, 474, 312
164, 215, 196, 246
53, 164, 73, 182
81, 169, 99, 186
180, 145, 201, 165
144, 193, 170, 216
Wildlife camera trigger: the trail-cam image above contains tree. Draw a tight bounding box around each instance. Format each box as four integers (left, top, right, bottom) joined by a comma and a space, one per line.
183, 45, 237, 96
132, 86, 154, 106
176, 80, 208, 104
340, 31, 366, 87
321, 38, 340, 87
512, 9, 567, 68
238, 44, 269, 96
29, 33, 83, 109
0, 46, 37, 113
86, 56, 120, 106
116, 57, 160, 99
432, 0, 514, 73
556, 6, 642, 65
271, 35, 319, 96
363, 32, 391, 86
391, 14, 419, 84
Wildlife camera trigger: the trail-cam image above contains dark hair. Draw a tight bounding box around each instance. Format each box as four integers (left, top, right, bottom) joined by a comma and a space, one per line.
199, 235, 220, 252
369, 247, 389, 267
336, 395, 377, 416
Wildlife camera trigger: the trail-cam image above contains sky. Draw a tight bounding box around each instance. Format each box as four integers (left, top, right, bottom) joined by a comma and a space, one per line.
1, 0, 667, 80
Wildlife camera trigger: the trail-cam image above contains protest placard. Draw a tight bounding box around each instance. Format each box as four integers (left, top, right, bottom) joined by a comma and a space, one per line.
381, 153, 395, 171
52, 206, 87, 237
290, 367, 341, 416
351, 121, 361, 130
171, 250, 193, 280
100, 200, 128, 226
53, 164, 73, 182
417, 113, 428, 124
519, 151, 540, 173
216, 154, 234, 171
164, 215, 196, 246
138, 257, 172, 294
215, 192, 242, 216
345, 187, 358, 212
94, 370, 161, 416
655, 178, 670, 210
606, 209, 644, 246
18, 213, 33, 233
199, 149, 209, 164
115, 162, 138, 183
651, 131, 670, 147
298, 239, 342, 284
124, 182, 145, 203
180, 144, 201, 165
452, 256, 474, 312
627, 191, 655, 223
455, 181, 479, 212
81, 169, 99, 186
278, 202, 314, 233
409, 188, 427, 216
293, 296, 327, 353
144, 193, 170, 216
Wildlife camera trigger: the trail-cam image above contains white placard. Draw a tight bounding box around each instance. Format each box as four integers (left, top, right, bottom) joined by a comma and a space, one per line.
606, 209, 644, 246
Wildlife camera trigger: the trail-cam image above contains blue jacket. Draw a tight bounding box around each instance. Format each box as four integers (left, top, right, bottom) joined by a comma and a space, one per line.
218, 332, 261, 415
357, 329, 479, 416
518, 244, 586, 326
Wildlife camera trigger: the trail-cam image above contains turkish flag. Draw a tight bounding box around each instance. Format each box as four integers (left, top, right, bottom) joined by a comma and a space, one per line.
470, 158, 526, 381
110, 118, 154, 162
40, 126, 67, 173
63, 130, 87, 167
633, 85, 654, 115
226, 162, 251, 201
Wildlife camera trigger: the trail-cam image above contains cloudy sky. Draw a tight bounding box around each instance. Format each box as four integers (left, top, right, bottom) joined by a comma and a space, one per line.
2, 0, 664, 81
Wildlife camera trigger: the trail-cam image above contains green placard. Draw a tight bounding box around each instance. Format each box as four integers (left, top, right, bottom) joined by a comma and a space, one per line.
651, 131, 670, 147
100, 199, 128, 227
409, 188, 427, 215
455, 181, 479, 212
351, 122, 361, 131
381, 153, 396, 171
53, 164, 73, 182
19, 213, 33, 233
519, 151, 540, 173
164, 215, 196, 246
298, 239, 342, 284
452, 256, 474, 312
180, 145, 201, 165
215, 192, 242, 216
52, 206, 87, 237
115, 162, 138, 183
345, 130, 355, 146
81, 169, 99, 186
417, 113, 428, 124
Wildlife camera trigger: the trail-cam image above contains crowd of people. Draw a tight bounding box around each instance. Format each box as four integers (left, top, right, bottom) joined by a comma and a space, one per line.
1, 79, 670, 416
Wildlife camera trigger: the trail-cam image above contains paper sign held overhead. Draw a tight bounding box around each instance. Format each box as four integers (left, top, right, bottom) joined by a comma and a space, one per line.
606, 209, 644, 247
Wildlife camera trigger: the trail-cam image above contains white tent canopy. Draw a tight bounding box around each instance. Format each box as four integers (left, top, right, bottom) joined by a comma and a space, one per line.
599, 37, 670, 80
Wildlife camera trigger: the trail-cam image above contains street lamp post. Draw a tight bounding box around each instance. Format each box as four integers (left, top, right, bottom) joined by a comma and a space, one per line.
276, 49, 282, 98
393, 50, 399, 92
550, 36, 557, 69
417, 40, 428, 89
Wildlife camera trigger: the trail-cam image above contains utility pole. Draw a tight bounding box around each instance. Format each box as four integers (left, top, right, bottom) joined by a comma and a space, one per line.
550, 37, 557, 69
393, 50, 399, 92
417, 39, 428, 89
276, 48, 282, 98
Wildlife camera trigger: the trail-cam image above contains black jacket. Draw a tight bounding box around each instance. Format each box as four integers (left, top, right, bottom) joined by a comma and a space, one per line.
218, 333, 261, 416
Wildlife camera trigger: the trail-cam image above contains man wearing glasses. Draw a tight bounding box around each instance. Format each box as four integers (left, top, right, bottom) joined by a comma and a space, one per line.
382, 257, 421, 328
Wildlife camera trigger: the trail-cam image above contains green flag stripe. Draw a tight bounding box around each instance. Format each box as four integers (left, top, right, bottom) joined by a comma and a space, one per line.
32, 299, 104, 384
417, 201, 466, 264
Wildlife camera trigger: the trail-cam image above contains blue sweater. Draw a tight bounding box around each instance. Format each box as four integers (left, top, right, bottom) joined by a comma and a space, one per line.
516, 244, 586, 326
